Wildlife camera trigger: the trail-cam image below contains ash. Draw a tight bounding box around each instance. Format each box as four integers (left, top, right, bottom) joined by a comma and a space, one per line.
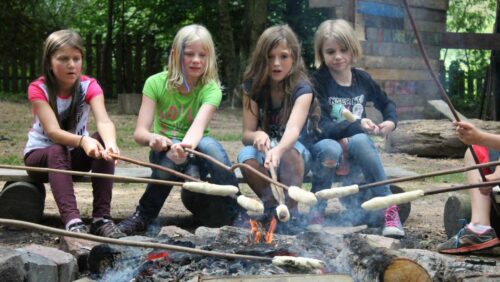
94, 226, 343, 282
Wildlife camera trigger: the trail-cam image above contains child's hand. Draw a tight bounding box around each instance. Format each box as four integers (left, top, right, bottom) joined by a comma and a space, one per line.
453, 121, 482, 145
167, 143, 189, 165
378, 120, 395, 138
253, 131, 270, 152
81, 136, 105, 159
264, 146, 284, 169
103, 143, 120, 164
149, 134, 172, 152
360, 118, 379, 135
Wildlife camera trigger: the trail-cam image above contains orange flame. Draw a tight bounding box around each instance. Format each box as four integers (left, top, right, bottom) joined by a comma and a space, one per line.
265, 217, 277, 244
249, 219, 262, 243
249, 217, 277, 244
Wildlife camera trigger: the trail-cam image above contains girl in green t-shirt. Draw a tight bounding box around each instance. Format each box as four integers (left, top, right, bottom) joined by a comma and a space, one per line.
118, 24, 239, 235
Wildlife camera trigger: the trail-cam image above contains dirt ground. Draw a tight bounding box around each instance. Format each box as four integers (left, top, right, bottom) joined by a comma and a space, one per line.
0, 100, 469, 253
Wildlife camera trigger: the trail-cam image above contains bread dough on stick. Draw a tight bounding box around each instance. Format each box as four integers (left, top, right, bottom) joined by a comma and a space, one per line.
182, 182, 239, 196
362, 190, 425, 210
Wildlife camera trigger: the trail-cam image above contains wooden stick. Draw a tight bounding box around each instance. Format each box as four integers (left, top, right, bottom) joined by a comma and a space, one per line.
0, 164, 237, 197
0, 218, 270, 262
362, 180, 500, 210
0, 218, 325, 269
109, 152, 199, 182
184, 147, 316, 207
401, 0, 488, 184
320, 160, 500, 200
0, 164, 183, 186
108, 153, 239, 197
185, 148, 287, 190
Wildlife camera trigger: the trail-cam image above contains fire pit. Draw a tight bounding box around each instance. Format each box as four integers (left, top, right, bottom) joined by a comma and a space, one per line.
87, 223, 431, 281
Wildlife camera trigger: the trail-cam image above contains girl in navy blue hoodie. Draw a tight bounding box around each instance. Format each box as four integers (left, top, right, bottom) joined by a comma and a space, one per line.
306, 19, 404, 238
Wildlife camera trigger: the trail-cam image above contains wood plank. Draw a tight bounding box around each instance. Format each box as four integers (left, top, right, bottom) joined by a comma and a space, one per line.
366, 68, 433, 81
441, 32, 500, 51
309, 0, 347, 8
358, 55, 439, 70
364, 0, 448, 10
357, 1, 404, 18
365, 28, 442, 46
361, 41, 441, 59
309, 0, 448, 11
404, 19, 446, 33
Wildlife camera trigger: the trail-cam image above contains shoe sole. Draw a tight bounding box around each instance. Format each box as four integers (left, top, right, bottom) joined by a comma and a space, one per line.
439, 238, 500, 254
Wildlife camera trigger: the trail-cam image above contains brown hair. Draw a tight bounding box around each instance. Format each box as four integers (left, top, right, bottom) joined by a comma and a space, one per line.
41, 29, 85, 131
242, 25, 309, 131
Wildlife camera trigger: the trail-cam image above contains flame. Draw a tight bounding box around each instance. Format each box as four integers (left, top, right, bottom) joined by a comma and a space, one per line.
265, 216, 277, 244
249, 217, 277, 244
249, 219, 262, 243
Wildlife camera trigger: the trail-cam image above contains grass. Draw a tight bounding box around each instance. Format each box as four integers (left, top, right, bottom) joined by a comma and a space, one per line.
0, 92, 26, 103
426, 173, 466, 184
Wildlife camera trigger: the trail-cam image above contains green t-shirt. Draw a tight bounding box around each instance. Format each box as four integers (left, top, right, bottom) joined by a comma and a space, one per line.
143, 71, 222, 140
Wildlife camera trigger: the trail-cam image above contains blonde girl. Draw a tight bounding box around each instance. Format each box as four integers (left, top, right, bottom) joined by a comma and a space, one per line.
118, 24, 239, 235
306, 19, 404, 238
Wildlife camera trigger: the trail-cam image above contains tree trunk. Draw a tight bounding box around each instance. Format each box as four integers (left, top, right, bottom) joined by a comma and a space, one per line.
493, 1, 500, 120
218, 0, 239, 108
240, 0, 268, 70
101, 0, 114, 97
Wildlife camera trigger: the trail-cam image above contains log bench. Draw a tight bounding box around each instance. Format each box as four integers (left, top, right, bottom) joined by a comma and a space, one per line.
0, 166, 417, 223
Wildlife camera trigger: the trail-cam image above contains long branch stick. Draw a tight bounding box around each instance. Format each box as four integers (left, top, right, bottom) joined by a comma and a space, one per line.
0, 218, 325, 269
0, 164, 183, 186
401, 0, 487, 182
109, 152, 199, 182
184, 148, 288, 190
0, 218, 270, 262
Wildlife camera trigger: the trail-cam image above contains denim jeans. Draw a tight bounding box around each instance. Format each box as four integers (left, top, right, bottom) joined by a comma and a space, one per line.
309, 133, 391, 224
137, 136, 239, 226
237, 140, 312, 173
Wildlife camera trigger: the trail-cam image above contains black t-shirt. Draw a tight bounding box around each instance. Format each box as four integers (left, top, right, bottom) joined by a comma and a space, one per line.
242, 80, 313, 140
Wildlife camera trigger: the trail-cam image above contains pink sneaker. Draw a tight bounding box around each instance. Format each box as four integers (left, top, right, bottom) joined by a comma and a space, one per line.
382, 205, 405, 238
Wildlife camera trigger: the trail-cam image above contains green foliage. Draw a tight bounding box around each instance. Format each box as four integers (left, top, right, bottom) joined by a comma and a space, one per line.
0, 92, 26, 103
443, 0, 496, 117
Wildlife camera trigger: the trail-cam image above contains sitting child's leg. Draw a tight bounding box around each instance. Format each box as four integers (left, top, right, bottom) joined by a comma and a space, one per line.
438, 148, 500, 254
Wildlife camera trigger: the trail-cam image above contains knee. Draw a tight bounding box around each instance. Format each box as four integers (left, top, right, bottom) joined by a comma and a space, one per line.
47, 144, 69, 160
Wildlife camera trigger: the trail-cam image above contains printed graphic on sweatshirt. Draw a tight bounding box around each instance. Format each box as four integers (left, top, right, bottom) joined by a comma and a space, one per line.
329, 94, 365, 121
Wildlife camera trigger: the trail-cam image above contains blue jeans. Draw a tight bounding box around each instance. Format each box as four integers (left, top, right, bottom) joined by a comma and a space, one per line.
309, 133, 391, 224
137, 136, 239, 226
237, 141, 312, 173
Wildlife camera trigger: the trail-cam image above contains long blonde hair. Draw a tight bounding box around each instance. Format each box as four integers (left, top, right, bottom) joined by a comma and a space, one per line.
313, 19, 362, 69
42, 29, 84, 131
243, 25, 309, 132
166, 24, 219, 90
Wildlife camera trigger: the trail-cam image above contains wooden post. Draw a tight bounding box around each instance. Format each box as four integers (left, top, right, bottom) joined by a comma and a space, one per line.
443, 193, 471, 238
